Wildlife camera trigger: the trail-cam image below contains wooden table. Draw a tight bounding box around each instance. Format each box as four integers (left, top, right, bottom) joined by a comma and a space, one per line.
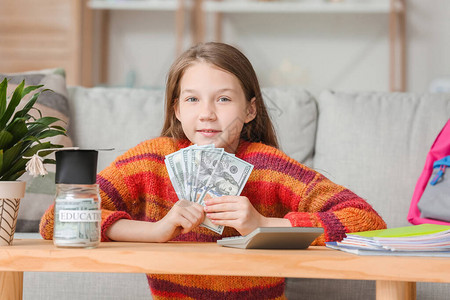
1, 239, 450, 299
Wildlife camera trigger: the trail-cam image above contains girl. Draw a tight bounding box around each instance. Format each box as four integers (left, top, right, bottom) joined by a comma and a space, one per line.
40, 42, 386, 299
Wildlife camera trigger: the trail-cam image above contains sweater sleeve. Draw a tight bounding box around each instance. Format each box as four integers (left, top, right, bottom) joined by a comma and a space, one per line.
97, 161, 134, 242
39, 204, 55, 240
284, 171, 386, 245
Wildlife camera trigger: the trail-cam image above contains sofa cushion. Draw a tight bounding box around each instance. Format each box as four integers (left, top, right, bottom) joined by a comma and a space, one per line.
67, 87, 166, 171
262, 87, 317, 166
67, 86, 317, 171
0, 68, 73, 232
314, 90, 450, 228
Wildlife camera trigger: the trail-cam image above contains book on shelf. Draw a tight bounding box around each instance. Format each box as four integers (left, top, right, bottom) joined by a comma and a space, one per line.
326, 224, 450, 256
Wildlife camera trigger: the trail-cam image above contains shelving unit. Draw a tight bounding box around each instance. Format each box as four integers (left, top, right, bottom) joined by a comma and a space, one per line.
88, 0, 189, 83
202, 0, 392, 14
197, 0, 406, 91
89, 0, 182, 11
89, 0, 394, 13
87, 0, 406, 91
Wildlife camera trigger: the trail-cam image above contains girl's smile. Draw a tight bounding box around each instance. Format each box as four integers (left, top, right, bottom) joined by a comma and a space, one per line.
197, 129, 222, 138
175, 62, 256, 153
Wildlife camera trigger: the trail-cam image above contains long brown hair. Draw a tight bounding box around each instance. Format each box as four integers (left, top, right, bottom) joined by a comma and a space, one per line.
161, 42, 279, 148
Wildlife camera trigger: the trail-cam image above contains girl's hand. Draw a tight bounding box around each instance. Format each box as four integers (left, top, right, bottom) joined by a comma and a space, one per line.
155, 199, 205, 242
204, 196, 266, 236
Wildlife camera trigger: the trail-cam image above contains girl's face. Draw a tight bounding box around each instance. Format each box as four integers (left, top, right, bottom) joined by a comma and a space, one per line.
175, 62, 256, 153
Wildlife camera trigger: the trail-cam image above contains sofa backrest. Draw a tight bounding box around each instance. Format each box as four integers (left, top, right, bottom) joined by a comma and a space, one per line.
67, 86, 317, 171
314, 90, 450, 228
67, 86, 450, 229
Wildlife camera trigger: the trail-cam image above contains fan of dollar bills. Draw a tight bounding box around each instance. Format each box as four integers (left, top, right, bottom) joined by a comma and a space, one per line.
165, 144, 254, 234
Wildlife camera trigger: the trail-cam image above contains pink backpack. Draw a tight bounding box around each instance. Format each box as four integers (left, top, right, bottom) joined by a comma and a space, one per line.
408, 119, 450, 225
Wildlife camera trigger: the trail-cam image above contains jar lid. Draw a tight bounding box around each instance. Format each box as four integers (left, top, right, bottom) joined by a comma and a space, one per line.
55, 150, 98, 184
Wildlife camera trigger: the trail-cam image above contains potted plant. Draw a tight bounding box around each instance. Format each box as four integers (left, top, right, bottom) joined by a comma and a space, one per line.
0, 78, 66, 245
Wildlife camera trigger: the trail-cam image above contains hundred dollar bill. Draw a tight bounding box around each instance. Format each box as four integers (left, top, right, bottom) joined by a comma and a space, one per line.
189, 145, 214, 202
195, 148, 224, 204
182, 147, 193, 201
190, 149, 200, 202
165, 151, 188, 201
164, 145, 253, 235
198, 153, 254, 234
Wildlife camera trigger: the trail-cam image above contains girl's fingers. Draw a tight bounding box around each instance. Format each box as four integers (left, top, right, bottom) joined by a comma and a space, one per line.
187, 203, 205, 220
209, 219, 230, 226
207, 212, 237, 221
204, 196, 236, 205
183, 207, 204, 224
176, 202, 205, 231
179, 217, 195, 233
204, 203, 238, 213
175, 200, 203, 217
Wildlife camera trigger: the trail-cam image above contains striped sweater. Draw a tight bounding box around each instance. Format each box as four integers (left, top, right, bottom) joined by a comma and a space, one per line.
40, 137, 386, 299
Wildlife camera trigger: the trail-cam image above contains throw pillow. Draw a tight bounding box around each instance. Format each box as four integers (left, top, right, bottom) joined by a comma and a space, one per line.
0, 68, 73, 232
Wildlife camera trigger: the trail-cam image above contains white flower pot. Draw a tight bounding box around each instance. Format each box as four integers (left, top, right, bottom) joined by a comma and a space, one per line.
0, 181, 26, 246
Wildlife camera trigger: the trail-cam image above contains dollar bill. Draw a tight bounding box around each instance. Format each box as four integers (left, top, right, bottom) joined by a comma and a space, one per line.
165, 145, 253, 235
190, 149, 200, 202
165, 151, 188, 201
189, 145, 214, 202
198, 153, 254, 234
209, 153, 253, 197
195, 148, 224, 203
182, 146, 193, 201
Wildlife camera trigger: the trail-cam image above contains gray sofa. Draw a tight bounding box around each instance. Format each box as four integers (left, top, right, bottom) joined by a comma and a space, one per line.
21, 86, 450, 299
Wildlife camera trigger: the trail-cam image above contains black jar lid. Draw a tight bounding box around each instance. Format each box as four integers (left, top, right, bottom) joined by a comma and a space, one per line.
55, 150, 98, 184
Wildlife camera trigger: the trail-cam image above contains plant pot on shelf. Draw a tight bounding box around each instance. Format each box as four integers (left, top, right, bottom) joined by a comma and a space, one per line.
0, 181, 26, 246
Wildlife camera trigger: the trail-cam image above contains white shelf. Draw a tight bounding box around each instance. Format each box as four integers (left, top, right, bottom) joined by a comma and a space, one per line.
88, 0, 180, 11
88, 0, 395, 13
204, 0, 392, 14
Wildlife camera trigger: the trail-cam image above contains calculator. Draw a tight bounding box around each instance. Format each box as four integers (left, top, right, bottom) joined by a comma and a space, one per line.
217, 227, 324, 249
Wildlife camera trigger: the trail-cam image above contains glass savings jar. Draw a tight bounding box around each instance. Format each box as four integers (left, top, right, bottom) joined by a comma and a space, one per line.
53, 150, 101, 248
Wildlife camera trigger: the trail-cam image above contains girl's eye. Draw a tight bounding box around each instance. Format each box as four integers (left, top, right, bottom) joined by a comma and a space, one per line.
186, 97, 198, 102
218, 97, 231, 102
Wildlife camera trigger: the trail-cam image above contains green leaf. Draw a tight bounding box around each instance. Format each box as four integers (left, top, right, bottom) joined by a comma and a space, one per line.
50, 125, 66, 131
22, 84, 43, 99
0, 129, 13, 149
42, 158, 56, 164
1, 142, 56, 180
26, 117, 65, 140
37, 146, 63, 159
13, 91, 41, 119
2, 170, 26, 181
26, 123, 48, 137
31, 116, 61, 127
0, 78, 7, 117
35, 129, 66, 139
6, 118, 28, 145
22, 141, 59, 158
0, 149, 3, 173
2, 141, 24, 171
0, 79, 66, 181
0, 80, 24, 129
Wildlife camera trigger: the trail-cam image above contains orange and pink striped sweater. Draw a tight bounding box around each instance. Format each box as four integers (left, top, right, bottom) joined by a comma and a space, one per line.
40, 137, 386, 299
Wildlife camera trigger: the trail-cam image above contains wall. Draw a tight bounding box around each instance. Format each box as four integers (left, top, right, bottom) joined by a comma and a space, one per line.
0, 0, 88, 86
407, 0, 450, 93
104, 0, 450, 95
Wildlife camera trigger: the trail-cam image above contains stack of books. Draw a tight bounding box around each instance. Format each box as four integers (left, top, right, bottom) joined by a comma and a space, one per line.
326, 224, 450, 256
